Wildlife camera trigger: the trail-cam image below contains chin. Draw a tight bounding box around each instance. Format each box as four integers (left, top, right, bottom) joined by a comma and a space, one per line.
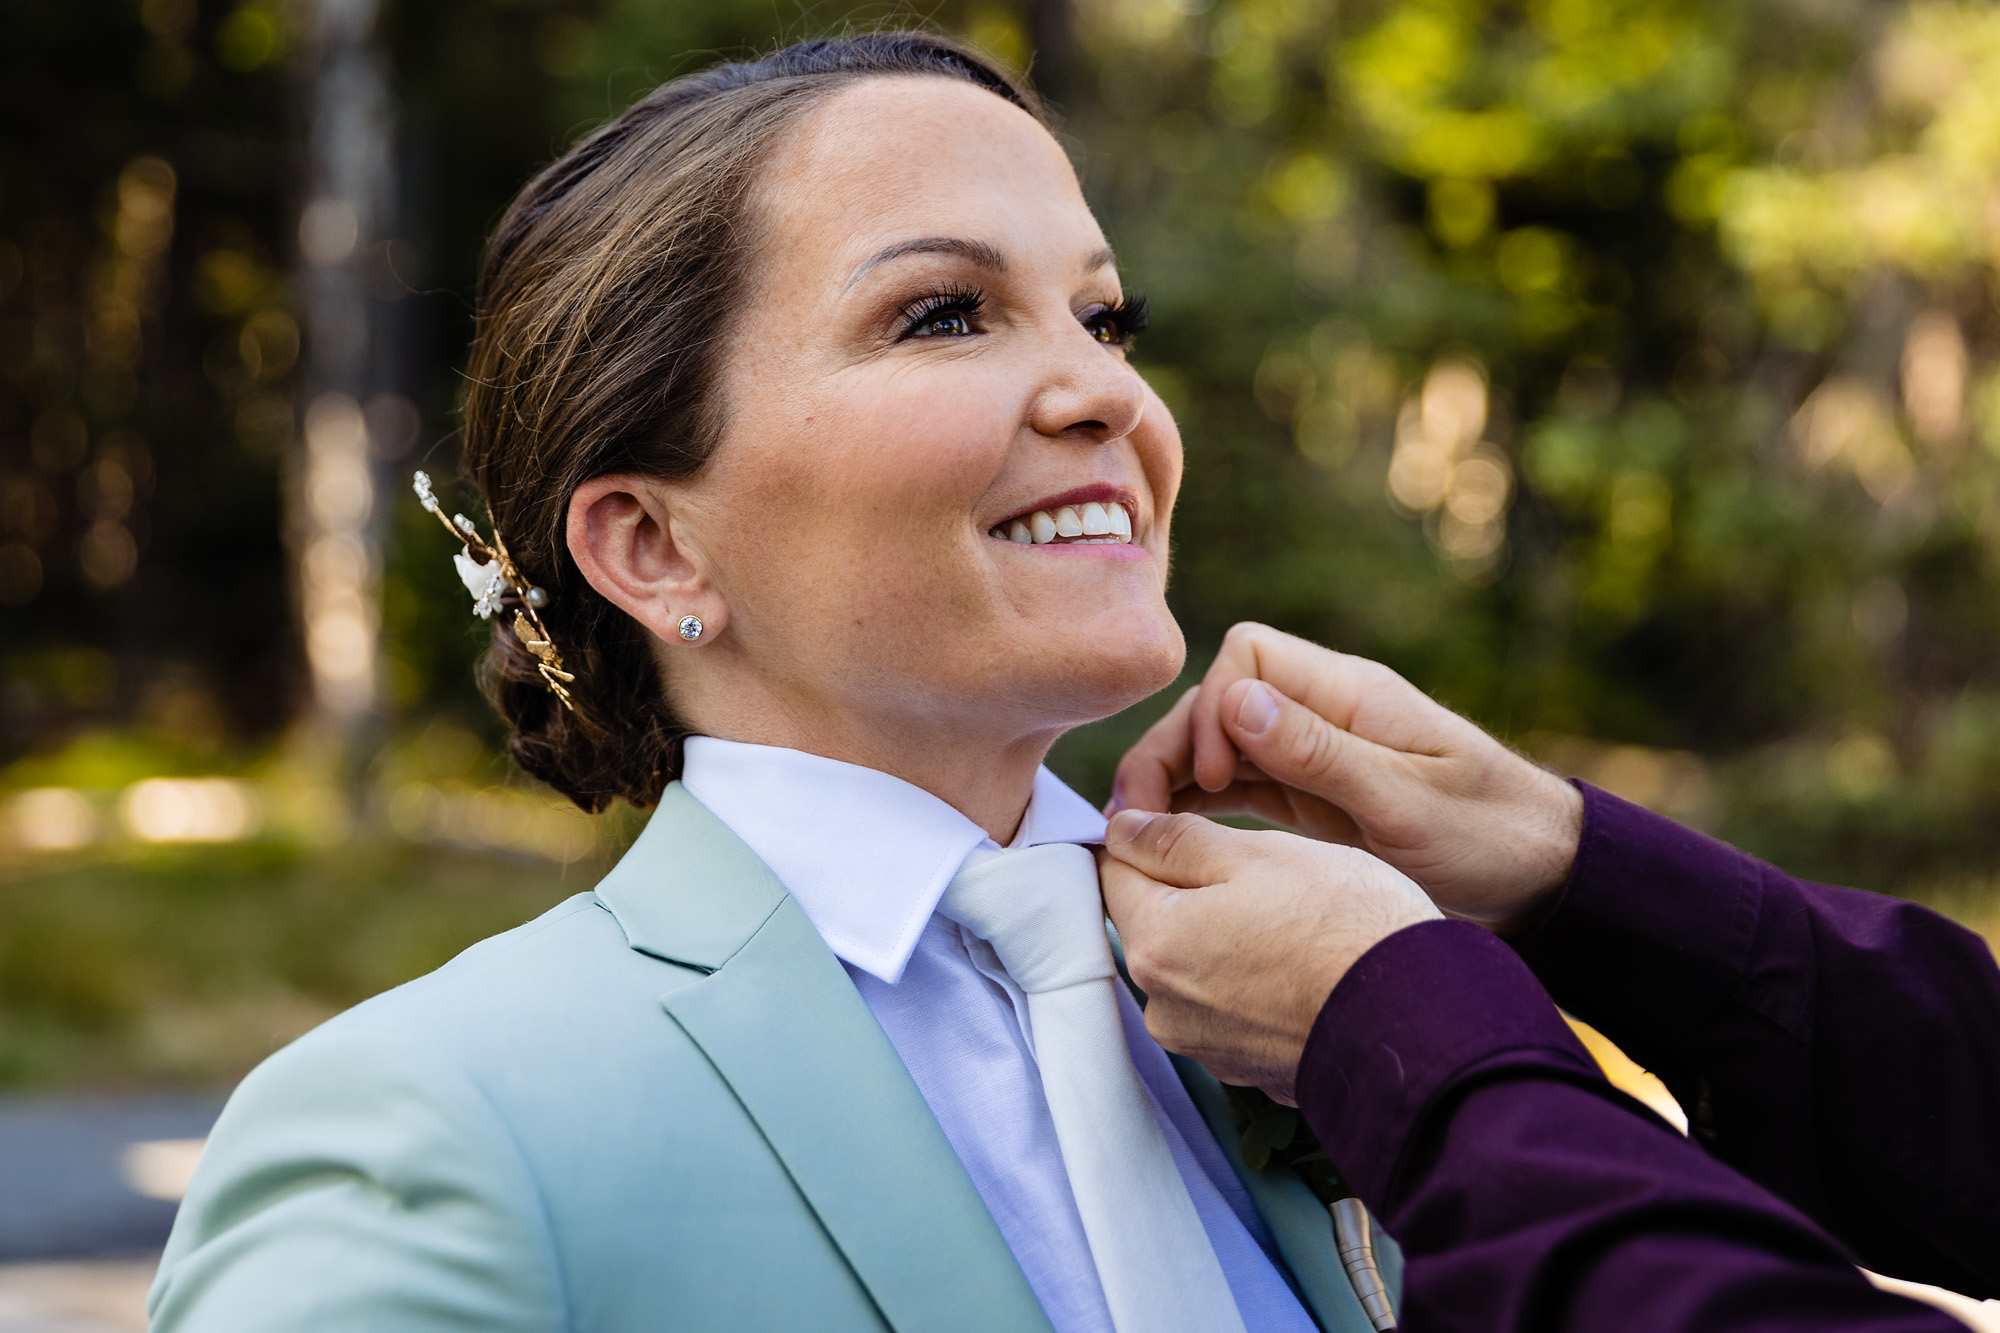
1026, 602, 1186, 727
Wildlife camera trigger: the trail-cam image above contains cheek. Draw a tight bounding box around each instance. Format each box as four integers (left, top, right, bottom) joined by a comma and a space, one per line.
833, 370, 1020, 513
1136, 394, 1184, 541
713, 363, 1019, 601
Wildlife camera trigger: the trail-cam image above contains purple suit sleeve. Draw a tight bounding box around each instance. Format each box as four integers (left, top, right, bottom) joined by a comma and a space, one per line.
1515, 784, 2000, 1296
1296, 921, 1969, 1332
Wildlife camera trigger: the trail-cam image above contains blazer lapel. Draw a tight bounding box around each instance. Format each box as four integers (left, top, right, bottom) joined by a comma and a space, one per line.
597, 785, 1053, 1333
1171, 1054, 1402, 1333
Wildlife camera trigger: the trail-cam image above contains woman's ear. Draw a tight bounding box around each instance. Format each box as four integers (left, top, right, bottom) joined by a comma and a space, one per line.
566, 474, 728, 645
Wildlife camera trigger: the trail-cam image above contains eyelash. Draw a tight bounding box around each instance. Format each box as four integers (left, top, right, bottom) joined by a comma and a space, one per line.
897, 284, 986, 339
1088, 293, 1151, 346
893, 287, 1153, 347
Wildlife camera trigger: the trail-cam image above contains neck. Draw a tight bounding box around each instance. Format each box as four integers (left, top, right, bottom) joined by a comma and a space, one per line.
677, 677, 1062, 844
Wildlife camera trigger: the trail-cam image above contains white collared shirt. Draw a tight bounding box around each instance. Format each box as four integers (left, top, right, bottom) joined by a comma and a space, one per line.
682, 737, 1316, 1333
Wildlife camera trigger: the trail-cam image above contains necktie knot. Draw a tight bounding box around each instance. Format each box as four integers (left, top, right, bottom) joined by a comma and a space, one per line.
938, 843, 1113, 994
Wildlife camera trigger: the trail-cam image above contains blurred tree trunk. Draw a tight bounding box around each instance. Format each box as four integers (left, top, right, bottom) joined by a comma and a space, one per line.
294, 0, 392, 738
1026, 0, 1076, 111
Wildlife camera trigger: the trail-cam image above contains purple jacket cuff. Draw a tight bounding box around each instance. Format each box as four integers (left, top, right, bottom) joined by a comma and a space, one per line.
1295, 918, 1600, 1206
1514, 781, 1762, 1057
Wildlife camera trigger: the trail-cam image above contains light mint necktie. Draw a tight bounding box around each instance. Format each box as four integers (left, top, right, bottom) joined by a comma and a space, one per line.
940, 843, 1249, 1333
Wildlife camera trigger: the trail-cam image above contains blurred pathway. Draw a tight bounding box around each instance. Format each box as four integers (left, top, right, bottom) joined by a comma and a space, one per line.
0, 1094, 219, 1332
0, 1095, 218, 1262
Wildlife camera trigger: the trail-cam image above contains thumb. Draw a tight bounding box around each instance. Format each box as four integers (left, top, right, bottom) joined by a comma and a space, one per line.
1219, 678, 1403, 813
1096, 849, 1178, 940
1101, 809, 1246, 890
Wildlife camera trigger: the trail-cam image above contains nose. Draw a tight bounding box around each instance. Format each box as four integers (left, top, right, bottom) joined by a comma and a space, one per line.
1026, 320, 1148, 446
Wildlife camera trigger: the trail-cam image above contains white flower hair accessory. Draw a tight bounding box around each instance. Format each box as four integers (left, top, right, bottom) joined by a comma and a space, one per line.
413, 470, 575, 710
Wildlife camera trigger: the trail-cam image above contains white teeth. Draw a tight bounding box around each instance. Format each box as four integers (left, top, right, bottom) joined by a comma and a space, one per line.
998, 501, 1136, 546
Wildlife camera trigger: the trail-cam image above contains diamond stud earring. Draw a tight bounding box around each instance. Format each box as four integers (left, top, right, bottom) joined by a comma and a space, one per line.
677, 615, 704, 642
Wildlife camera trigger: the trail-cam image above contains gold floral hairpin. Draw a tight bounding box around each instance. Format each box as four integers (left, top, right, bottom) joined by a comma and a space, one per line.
412, 471, 575, 710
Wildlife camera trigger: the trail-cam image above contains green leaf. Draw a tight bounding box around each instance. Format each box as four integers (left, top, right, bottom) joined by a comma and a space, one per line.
1240, 1119, 1272, 1172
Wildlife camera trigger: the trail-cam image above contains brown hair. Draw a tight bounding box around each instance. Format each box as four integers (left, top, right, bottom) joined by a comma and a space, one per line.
457, 33, 1040, 813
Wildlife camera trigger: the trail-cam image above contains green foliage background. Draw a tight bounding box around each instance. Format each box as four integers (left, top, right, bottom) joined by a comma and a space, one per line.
5, 0, 2000, 1085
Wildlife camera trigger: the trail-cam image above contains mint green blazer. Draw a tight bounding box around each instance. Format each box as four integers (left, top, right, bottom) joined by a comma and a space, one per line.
150, 784, 1399, 1331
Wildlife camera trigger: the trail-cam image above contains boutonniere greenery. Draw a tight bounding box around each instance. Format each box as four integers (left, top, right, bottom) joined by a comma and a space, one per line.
1222, 1082, 1355, 1205
1224, 1082, 1400, 1330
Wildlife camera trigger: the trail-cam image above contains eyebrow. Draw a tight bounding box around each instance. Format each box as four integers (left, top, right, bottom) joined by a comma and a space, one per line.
844, 237, 1119, 290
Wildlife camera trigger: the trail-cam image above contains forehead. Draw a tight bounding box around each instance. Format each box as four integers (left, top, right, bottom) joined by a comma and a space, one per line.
754, 76, 1101, 274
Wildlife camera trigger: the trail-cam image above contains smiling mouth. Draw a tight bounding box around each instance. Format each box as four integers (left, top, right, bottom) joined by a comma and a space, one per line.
988, 500, 1135, 546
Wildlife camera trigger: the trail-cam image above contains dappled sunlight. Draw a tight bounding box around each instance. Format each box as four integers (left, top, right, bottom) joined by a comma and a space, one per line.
1, 731, 619, 868
1385, 358, 1515, 581
1721, 3, 2000, 287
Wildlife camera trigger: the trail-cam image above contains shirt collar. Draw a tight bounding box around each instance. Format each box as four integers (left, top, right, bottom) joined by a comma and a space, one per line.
679, 736, 1107, 985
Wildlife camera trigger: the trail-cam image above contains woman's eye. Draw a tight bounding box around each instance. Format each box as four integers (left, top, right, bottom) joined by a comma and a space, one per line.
898, 287, 985, 340
1082, 295, 1148, 347
912, 308, 974, 338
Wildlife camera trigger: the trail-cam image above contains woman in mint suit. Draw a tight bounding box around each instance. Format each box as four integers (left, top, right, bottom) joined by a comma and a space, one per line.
150, 33, 1395, 1332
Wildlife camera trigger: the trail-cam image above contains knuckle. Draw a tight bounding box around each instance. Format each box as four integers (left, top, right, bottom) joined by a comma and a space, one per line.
1284, 715, 1345, 781
1219, 621, 1274, 665
1151, 811, 1205, 858
1356, 655, 1414, 693
1356, 658, 1400, 693
1124, 940, 1164, 991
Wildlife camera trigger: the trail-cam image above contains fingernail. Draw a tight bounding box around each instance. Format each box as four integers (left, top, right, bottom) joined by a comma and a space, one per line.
1104, 778, 1126, 817
1235, 680, 1279, 736
1106, 809, 1158, 843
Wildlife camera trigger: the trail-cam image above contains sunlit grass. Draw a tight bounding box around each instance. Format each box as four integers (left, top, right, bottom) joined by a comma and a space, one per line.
0, 836, 619, 1090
